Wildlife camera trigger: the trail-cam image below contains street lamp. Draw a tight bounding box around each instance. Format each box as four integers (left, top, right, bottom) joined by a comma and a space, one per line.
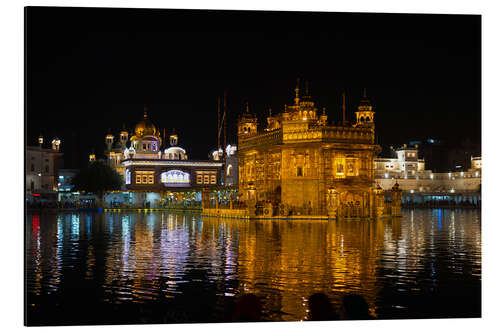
38, 135, 43, 191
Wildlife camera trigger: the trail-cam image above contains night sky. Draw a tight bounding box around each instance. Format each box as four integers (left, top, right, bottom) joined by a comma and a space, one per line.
26, 7, 481, 168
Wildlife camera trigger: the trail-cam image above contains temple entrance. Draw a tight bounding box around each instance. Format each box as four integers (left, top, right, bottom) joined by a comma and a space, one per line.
339, 191, 365, 218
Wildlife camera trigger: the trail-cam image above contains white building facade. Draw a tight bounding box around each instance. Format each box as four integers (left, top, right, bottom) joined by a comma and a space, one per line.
375, 144, 481, 194
26, 136, 63, 196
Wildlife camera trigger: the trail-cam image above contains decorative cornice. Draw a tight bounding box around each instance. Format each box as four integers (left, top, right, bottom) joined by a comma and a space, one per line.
122, 159, 223, 168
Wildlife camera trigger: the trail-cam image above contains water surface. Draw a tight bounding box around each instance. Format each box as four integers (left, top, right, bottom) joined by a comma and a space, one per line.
25, 209, 481, 325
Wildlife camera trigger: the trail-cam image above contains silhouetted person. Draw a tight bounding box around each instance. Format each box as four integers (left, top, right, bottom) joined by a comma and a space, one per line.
343, 294, 373, 320
308, 293, 339, 321
232, 293, 262, 322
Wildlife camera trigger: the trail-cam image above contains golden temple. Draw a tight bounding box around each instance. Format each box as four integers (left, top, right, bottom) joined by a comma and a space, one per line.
233, 82, 401, 219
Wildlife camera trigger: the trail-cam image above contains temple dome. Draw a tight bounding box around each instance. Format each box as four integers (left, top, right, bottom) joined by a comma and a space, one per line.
134, 106, 160, 138
164, 146, 187, 160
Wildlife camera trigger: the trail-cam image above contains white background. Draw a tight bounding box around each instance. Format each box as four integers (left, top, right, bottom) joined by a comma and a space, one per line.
1, 0, 498, 332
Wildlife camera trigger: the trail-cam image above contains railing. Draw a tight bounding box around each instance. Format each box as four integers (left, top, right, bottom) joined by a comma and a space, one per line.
282, 126, 374, 144
239, 129, 283, 151
375, 170, 481, 180
105, 202, 202, 209
203, 201, 247, 209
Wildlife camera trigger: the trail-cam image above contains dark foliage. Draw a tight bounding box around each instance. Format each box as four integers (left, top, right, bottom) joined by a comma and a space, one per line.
71, 161, 123, 196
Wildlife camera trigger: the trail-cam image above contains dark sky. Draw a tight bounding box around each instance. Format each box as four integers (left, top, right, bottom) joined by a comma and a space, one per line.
26, 7, 481, 168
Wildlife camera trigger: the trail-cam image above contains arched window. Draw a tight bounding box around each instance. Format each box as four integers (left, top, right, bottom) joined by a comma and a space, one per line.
366, 117, 370, 122
360, 116, 365, 123
227, 164, 233, 176
169, 153, 173, 160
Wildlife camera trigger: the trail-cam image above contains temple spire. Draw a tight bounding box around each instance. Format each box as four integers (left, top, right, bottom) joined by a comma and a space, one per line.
342, 91, 347, 125
294, 78, 300, 105
363, 87, 367, 98
143, 104, 148, 118
223, 91, 227, 152
217, 96, 221, 149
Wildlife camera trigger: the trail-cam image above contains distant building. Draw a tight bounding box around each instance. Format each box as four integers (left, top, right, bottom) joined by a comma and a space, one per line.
470, 156, 481, 170
56, 168, 78, 200
447, 138, 481, 172
224, 145, 238, 186
26, 135, 64, 199
408, 138, 448, 172
375, 143, 481, 194
374, 144, 429, 180
211, 144, 238, 186
406, 137, 481, 172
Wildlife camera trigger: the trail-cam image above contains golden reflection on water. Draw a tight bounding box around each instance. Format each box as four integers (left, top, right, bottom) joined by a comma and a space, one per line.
26, 209, 481, 321
218, 218, 392, 320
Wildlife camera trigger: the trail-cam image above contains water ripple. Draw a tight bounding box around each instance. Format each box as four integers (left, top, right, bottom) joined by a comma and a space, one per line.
26, 209, 481, 323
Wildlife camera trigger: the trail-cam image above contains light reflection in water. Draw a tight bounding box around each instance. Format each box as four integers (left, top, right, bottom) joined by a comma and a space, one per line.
26, 209, 481, 322
31, 215, 42, 296
46, 215, 63, 292
438, 209, 442, 232
121, 215, 132, 285
108, 213, 114, 234
86, 215, 92, 239
71, 214, 80, 239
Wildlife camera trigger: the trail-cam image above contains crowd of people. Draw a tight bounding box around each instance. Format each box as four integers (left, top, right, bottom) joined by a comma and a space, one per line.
26, 199, 97, 210
27, 199, 205, 210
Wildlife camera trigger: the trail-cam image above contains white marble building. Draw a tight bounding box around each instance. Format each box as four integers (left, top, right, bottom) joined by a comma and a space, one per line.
375, 144, 481, 193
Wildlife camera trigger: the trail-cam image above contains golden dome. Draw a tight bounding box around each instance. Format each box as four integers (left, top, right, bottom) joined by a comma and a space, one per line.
134, 106, 160, 138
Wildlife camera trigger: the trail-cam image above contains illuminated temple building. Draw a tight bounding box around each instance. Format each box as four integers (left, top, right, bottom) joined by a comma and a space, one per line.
236, 84, 397, 218
101, 106, 224, 207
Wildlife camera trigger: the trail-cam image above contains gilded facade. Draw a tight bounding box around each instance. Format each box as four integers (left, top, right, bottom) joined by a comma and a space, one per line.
237, 84, 385, 218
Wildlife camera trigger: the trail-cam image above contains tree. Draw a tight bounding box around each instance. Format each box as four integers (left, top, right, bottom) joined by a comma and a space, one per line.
71, 162, 124, 205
